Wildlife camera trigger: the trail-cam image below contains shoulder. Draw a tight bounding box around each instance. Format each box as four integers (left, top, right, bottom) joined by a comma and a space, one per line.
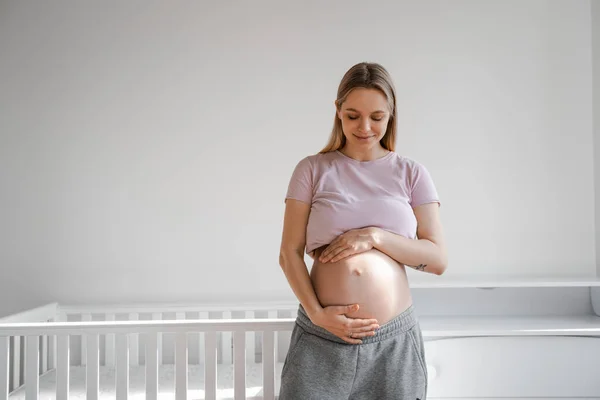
388, 152, 424, 172
308, 151, 338, 163
293, 151, 337, 170
390, 152, 421, 168
389, 153, 434, 185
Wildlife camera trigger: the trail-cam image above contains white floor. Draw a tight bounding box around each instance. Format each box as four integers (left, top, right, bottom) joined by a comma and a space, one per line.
9, 363, 285, 400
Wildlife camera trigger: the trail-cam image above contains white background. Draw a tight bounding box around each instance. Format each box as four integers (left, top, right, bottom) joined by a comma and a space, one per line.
1, 0, 598, 316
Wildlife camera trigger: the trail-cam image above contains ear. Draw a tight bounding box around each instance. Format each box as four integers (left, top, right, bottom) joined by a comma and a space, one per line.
334, 100, 341, 119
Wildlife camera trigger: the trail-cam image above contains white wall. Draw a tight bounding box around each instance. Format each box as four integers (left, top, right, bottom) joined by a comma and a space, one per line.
594, 0, 600, 279
0, 0, 596, 317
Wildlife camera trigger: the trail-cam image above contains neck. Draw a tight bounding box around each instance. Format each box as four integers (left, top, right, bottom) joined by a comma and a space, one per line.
338, 146, 389, 162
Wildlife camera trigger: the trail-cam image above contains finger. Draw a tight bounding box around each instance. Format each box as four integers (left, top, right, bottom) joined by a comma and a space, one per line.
320, 236, 345, 260
322, 245, 347, 262
337, 304, 359, 314
320, 237, 340, 257
348, 330, 376, 338
349, 318, 379, 327
320, 244, 341, 261
329, 236, 343, 247
343, 335, 362, 344
353, 324, 380, 333
329, 248, 354, 263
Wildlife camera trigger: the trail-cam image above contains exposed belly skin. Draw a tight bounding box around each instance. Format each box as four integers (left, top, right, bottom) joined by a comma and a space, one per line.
310, 246, 413, 325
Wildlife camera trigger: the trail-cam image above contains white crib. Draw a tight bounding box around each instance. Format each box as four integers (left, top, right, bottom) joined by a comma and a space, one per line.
0, 301, 299, 400
3, 286, 600, 400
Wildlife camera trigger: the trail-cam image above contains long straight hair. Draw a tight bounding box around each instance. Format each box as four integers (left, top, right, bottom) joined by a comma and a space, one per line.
320, 62, 398, 153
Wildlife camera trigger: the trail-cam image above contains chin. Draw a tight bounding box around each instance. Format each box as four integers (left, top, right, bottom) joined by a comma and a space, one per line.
355, 138, 379, 145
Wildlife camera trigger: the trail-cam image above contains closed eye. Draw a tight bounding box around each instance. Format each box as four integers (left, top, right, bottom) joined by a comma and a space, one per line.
348, 116, 383, 121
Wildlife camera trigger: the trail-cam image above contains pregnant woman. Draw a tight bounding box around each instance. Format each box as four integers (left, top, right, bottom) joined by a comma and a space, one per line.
278, 62, 447, 400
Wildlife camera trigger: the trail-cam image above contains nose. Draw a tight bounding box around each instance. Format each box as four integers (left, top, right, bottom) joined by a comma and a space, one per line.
358, 119, 370, 133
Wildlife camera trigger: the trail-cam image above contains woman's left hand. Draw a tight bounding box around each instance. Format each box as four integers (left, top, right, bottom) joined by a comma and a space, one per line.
319, 227, 378, 263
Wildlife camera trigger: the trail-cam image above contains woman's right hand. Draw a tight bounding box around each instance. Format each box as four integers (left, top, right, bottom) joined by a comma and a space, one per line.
309, 304, 379, 344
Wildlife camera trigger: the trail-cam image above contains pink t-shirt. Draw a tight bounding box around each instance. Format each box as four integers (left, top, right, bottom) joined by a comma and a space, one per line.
285, 150, 441, 257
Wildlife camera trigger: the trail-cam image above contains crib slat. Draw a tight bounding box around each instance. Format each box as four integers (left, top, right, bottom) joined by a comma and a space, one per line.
175, 332, 188, 400
41, 335, 48, 374
175, 311, 189, 399
204, 331, 217, 400
12, 336, 20, 391
262, 330, 275, 400
105, 313, 115, 367
244, 311, 255, 363
56, 335, 69, 400
222, 311, 232, 364
25, 335, 39, 400
49, 334, 56, 371
1, 336, 8, 400
145, 332, 158, 400
128, 313, 139, 366
151, 313, 163, 366
233, 331, 246, 400
86, 334, 99, 400
116, 334, 129, 400
267, 311, 278, 362
50, 313, 66, 372
198, 312, 208, 365
81, 313, 91, 366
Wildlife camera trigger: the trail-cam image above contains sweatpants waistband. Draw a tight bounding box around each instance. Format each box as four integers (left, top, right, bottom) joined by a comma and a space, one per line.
296, 304, 418, 344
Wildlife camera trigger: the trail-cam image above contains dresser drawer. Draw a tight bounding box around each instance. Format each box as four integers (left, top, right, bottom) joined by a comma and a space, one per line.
425, 336, 600, 397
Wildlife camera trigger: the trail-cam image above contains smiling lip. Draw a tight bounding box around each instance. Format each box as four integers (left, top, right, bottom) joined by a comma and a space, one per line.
354, 134, 374, 139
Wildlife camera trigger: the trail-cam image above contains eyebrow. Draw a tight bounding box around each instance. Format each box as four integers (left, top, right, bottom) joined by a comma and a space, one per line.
344, 108, 386, 114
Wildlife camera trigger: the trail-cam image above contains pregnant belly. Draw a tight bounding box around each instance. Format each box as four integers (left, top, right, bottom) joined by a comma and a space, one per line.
309, 246, 413, 325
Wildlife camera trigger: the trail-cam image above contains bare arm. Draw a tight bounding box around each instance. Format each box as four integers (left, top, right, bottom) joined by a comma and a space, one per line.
279, 199, 323, 318
371, 202, 448, 275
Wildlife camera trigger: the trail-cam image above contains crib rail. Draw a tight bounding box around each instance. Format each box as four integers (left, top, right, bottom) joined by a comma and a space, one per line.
0, 304, 58, 324
59, 302, 299, 368
0, 317, 295, 400
0, 303, 60, 397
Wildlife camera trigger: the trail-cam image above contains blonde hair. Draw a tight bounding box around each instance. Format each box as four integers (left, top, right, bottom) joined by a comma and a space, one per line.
320, 62, 398, 153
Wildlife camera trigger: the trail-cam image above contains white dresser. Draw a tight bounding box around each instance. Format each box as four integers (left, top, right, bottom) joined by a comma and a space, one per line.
408, 273, 600, 399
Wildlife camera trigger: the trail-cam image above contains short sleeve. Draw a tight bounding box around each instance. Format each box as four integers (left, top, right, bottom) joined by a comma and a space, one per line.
285, 156, 313, 205
410, 161, 441, 208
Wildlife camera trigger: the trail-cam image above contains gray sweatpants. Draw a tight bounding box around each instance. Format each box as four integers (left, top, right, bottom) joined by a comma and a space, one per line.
279, 304, 427, 400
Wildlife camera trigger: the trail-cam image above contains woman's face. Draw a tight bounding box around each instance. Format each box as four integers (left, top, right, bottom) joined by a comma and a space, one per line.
336, 88, 391, 148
